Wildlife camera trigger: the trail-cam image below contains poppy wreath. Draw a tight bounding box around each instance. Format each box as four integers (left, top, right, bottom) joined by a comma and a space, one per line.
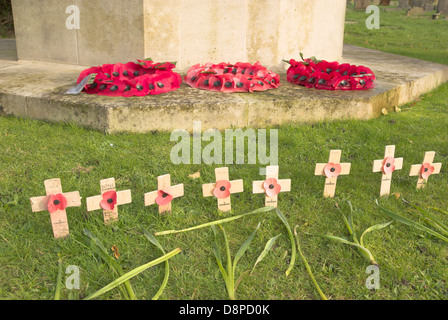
185, 62, 280, 93
285, 53, 375, 91
76, 59, 182, 97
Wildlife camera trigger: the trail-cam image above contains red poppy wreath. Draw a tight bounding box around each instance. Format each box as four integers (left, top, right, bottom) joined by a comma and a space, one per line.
285, 53, 375, 91
185, 62, 280, 93
76, 59, 182, 97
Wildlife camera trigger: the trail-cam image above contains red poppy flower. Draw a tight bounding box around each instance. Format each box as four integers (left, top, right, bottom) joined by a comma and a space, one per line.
382, 157, 396, 174
332, 75, 352, 91
96, 78, 128, 97
77, 66, 102, 85
155, 189, 174, 206
47, 193, 68, 213
324, 163, 342, 178
231, 74, 251, 92
263, 178, 282, 197
213, 180, 232, 199
101, 190, 117, 211
150, 71, 180, 95
317, 60, 340, 75
314, 72, 333, 90
421, 163, 434, 179
350, 75, 375, 90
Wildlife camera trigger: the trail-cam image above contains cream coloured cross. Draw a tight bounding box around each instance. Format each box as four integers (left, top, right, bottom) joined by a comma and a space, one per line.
315, 150, 351, 198
29, 178, 81, 239
202, 167, 244, 212
409, 151, 442, 189
252, 166, 291, 208
372, 145, 403, 196
86, 178, 132, 224
144, 174, 184, 214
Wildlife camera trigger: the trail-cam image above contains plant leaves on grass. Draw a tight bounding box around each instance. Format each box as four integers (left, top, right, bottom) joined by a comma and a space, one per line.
376, 200, 448, 244
250, 234, 281, 276
83, 229, 136, 300
154, 206, 275, 236
142, 228, 171, 300
54, 254, 63, 300
211, 223, 260, 300
275, 208, 296, 276
84, 248, 181, 300
308, 201, 393, 266
294, 226, 328, 300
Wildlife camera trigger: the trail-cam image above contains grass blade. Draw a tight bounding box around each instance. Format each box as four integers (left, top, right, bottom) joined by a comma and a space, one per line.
142, 228, 170, 301
403, 199, 448, 236
294, 226, 328, 300
376, 201, 448, 244
54, 255, 63, 300
308, 233, 377, 265
84, 248, 181, 300
211, 225, 228, 281
250, 234, 281, 276
275, 208, 296, 277
155, 206, 275, 236
359, 221, 394, 248
233, 222, 261, 276
83, 229, 136, 300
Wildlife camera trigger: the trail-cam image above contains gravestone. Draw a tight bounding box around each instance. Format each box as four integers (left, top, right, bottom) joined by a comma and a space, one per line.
438, 0, 448, 14
411, 0, 428, 7
424, 3, 435, 9
11, 0, 347, 72
398, 0, 411, 8
355, 0, 371, 9
407, 6, 426, 15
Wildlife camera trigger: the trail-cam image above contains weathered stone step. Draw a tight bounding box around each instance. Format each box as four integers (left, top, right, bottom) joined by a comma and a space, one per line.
1, 43, 447, 133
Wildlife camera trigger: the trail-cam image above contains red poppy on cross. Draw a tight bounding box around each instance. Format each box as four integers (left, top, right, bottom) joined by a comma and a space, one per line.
202, 167, 244, 212
372, 145, 403, 196
252, 166, 291, 208
29, 178, 81, 239
86, 178, 132, 224
144, 174, 184, 214
409, 152, 442, 189
315, 150, 351, 198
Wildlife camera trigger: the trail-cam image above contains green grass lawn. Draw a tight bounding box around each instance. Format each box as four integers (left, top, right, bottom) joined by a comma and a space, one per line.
0, 7, 447, 300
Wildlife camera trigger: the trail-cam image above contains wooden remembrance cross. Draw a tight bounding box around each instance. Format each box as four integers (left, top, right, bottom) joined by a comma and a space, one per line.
315, 150, 351, 198
86, 178, 132, 224
144, 174, 184, 214
252, 166, 291, 208
202, 167, 244, 212
372, 145, 403, 196
409, 151, 442, 189
30, 178, 82, 239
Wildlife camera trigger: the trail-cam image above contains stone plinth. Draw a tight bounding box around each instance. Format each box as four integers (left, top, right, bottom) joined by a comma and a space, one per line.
11, 0, 347, 72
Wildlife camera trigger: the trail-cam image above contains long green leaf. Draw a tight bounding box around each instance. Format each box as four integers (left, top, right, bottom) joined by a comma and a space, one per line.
360, 221, 394, 248
275, 209, 296, 277
294, 226, 328, 300
403, 200, 448, 236
142, 229, 170, 301
84, 248, 181, 300
376, 201, 448, 244
233, 222, 261, 276
83, 229, 135, 300
309, 233, 377, 265
211, 225, 228, 281
220, 225, 235, 300
155, 206, 275, 236
250, 234, 281, 276
54, 255, 63, 300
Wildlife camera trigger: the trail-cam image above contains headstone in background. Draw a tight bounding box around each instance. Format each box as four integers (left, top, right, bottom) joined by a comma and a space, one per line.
407, 6, 426, 15
438, 0, 448, 14
424, 3, 435, 9
398, 0, 411, 8
355, 0, 371, 9
411, 0, 428, 7
380, 0, 391, 6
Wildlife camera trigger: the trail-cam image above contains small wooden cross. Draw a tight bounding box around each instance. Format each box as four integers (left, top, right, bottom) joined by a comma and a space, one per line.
252, 166, 291, 208
144, 174, 184, 214
409, 151, 442, 189
86, 178, 132, 224
29, 178, 81, 239
372, 145, 404, 196
315, 150, 351, 198
202, 167, 244, 212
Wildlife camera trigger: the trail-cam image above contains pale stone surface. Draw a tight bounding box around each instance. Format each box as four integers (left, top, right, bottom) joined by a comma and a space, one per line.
398, 0, 411, 8
438, 0, 448, 14
407, 6, 426, 15
1, 42, 448, 133
11, 0, 347, 72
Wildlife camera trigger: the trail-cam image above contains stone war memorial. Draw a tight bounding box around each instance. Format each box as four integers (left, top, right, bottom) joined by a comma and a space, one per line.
1, 0, 448, 304
0, 0, 446, 132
